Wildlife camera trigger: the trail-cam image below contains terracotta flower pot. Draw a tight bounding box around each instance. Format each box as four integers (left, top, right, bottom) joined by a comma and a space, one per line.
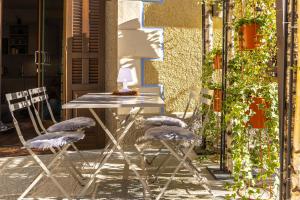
213, 54, 222, 69
247, 97, 268, 129
213, 89, 222, 112
239, 23, 260, 50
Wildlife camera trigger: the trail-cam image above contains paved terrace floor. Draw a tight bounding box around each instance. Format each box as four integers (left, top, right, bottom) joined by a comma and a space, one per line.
0, 149, 230, 199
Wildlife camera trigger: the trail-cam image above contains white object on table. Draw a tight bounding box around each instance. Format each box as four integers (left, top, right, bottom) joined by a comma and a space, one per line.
62, 93, 164, 197
117, 67, 138, 92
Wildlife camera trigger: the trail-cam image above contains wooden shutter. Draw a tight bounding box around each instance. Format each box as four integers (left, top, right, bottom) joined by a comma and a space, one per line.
64, 0, 106, 149
64, 0, 105, 104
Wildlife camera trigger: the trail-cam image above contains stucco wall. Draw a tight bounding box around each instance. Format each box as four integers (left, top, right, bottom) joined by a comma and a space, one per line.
117, 0, 163, 115
143, 0, 202, 113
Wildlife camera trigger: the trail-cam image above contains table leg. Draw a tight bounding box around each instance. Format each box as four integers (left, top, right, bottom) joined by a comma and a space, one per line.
79, 108, 151, 197
94, 109, 136, 166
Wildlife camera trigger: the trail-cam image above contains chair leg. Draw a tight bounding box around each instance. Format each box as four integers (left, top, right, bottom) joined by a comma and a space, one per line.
155, 143, 195, 200
63, 151, 86, 186
178, 148, 204, 181
56, 144, 86, 180
18, 145, 68, 199
71, 142, 93, 168
164, 142, 208, 184
48, 146, 87, 188
161, 140, 214, 199
146, 145, 165, 165
94, 140, 113, 169
152, 152, 172, 178
19, 145, 72, 200
134, 144, 150, 180
134, 144, 149, 199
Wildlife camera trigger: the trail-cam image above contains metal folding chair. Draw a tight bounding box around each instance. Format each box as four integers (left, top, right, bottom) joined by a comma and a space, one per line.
28, 87, 95, 167
137, 90, 202, 166
6, 90, 86, 200
28, 87, 95, 133
137, 89, 207, 166
143, 90, 199, 128
137, 88, 215, 200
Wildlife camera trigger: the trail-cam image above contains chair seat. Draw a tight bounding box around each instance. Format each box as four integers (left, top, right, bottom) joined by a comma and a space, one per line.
25, 131, 85, 150
47, 117, 96, 132
144, 116, 187, 128
144, 126, 197, 141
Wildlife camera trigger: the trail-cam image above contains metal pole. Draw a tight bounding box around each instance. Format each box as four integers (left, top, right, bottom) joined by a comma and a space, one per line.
276, 0, 288, 197
220, 0, 228, 171
38, 0, 42, 89
286, 0, 296, 197
0, 0, 3, 120
282, 0, 289, 198
202, 2, 206, 62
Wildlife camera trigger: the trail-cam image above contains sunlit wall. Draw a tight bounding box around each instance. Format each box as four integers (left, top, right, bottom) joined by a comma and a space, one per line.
143, 0, 202, 113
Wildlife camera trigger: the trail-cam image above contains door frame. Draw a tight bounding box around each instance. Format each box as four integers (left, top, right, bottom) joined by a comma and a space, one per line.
0, 0, 62, 117
37, 0, 43, 89
36, 0, 45, 113
0, 0, 3, 120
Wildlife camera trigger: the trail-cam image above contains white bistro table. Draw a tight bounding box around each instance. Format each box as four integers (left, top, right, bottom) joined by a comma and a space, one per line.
62, 92, 164, 197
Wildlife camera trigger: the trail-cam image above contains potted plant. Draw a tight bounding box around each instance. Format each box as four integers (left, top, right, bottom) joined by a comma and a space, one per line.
213, 89, 222, 112
225, 51, 279, 199
210, 83, 222, 112
235, 16, 265, 50
247, 97, 269, 129
212, 49, 222, 69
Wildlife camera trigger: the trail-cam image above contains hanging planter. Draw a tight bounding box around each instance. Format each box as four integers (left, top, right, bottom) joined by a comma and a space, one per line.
213, 54, 222, 69
247, 97, 268, 129
238, 23, 260, 50
235, 17, 264, 50
213, 89, 222, 112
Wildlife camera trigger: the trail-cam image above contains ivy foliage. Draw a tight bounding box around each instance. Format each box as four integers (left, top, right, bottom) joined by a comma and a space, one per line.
234, 15, 266, 31
224, 0, 279, 199
200, 47, 223, 152
202, 47, 223, 90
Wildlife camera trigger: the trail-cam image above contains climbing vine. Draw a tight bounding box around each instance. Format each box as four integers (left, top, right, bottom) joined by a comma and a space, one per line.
201, 0, 279, 198
201, 46, 223, 152
224, 0, 279, 199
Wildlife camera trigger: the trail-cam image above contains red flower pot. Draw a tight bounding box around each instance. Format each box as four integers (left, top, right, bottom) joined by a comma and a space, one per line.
239, 23, 261, 50
213, 89, 222, 112
247, 97, 268, 129
213, 54, 222, 69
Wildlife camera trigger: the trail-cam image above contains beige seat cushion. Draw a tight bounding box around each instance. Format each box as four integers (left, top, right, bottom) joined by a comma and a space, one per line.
144, 116, 187, 128
25, 131, 85, 150
144, 126, 197, 141
47, 117, 95, 132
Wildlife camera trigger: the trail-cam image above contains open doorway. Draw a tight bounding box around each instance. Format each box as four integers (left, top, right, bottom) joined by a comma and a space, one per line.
0, 0, 63, 156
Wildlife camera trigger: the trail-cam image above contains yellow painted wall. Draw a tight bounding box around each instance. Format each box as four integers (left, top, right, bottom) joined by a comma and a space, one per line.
144, 0, 202, 113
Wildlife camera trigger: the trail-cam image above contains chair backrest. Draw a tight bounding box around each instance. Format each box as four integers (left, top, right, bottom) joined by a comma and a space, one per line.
6, 91, 31, 113
28, 87, 57, 132
189, 88, 214, 134
6, 90, 43, 146
200, 88, 214, 108
182, 90, 200, 119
